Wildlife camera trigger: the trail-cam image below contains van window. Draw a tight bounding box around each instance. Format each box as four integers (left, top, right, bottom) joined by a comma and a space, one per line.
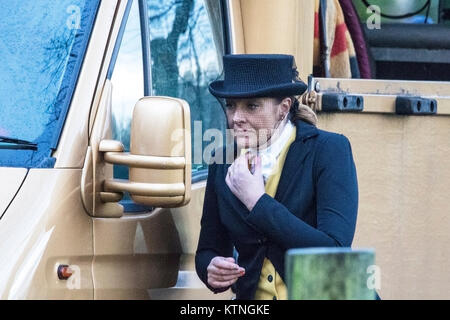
110, 0, 226, 183
108, 0, 152, 211
110, 0, 226, 211
148, 0, 226, 178
110, 0, 145, 181
0, 0, 99, 168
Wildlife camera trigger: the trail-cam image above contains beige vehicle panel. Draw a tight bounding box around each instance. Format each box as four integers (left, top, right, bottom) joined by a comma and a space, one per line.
319, 113, 450, 299
0, 168, 27, 216
0, 169, 93, 299
148, 181, 234, 300
93, 181, 232, 300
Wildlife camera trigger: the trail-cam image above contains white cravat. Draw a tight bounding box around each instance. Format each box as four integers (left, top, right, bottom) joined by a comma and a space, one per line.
243, 120, 295, 183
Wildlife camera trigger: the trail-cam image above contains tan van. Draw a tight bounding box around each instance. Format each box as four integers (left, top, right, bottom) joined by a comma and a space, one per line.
0, 0, 449, 299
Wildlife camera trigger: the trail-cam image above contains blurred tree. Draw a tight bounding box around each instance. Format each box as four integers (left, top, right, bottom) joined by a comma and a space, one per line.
150, 0, 194, 97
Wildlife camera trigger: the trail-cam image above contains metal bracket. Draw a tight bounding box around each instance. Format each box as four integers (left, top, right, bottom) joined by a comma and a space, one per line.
395, 96, 437, 115
321, 93, 364, 112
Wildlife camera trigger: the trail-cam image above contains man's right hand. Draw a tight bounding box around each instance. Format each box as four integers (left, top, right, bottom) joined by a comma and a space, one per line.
207, 256, 245, 289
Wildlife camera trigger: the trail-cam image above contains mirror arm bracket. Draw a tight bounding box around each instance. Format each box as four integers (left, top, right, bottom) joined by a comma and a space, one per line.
98, 139, 188, 207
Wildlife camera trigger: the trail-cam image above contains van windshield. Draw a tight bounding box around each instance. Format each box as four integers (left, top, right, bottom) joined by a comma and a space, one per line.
0, 0, 99, 168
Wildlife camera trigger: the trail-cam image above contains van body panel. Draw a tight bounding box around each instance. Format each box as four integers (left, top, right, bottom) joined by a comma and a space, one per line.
92, 208, 181, 299
91, 180, 232, 299
0, 169, 93, 299
227, 0, 314, 81
148, 180, 233, 299
0, 168, 27, 217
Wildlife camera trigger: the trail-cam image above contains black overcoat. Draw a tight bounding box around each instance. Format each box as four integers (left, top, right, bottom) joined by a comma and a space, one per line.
195, 119, 359, 300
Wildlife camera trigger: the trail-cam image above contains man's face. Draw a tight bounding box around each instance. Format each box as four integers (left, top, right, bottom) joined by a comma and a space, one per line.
225, 97, 287, 149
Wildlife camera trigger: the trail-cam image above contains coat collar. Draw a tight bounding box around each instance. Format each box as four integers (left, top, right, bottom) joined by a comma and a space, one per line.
294, 118, 319, 142
274, 119, 318, 203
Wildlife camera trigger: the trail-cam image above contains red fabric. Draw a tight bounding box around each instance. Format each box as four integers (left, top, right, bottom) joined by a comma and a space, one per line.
313, 0, 359, 78
331, 23, 348, 57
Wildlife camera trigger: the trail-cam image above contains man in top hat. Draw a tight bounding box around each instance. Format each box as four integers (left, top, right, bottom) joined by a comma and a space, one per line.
195, 54, 359, 300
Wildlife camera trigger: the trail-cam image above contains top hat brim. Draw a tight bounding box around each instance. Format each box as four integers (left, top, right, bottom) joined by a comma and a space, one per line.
208, 80, 308, 99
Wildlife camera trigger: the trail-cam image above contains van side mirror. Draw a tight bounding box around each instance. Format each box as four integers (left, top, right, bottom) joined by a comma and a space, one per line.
99, 96, 191, 208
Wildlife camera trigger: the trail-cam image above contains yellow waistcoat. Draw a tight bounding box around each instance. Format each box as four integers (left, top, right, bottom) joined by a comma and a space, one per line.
253, 126, 297, 300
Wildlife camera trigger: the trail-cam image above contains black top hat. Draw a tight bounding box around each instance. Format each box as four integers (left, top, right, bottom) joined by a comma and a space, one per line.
209, 54, 307, 99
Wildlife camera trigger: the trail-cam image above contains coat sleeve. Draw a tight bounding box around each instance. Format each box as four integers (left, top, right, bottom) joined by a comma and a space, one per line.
195, 163, 234, 293
244, 134, 358, 249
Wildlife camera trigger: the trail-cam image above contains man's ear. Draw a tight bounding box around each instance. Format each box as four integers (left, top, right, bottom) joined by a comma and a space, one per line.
280, 97, 292, 115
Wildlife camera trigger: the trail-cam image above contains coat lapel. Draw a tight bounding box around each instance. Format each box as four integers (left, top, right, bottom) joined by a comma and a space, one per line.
274, 119, 319, 204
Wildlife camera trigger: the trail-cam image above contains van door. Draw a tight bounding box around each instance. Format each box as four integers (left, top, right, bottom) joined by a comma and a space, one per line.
92, 0, 232, 299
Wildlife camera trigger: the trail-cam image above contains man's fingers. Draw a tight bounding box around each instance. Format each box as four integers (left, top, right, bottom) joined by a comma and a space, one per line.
254, 155, 262, 173
208, 264, 244, 276
209, 272, 244, 282
207, 257, 245, 289
229, 155, 252, 181
228, 163, 235, 177
212, 257, 241, 270
208, 277, 239, 289
236, 155, 248, 172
